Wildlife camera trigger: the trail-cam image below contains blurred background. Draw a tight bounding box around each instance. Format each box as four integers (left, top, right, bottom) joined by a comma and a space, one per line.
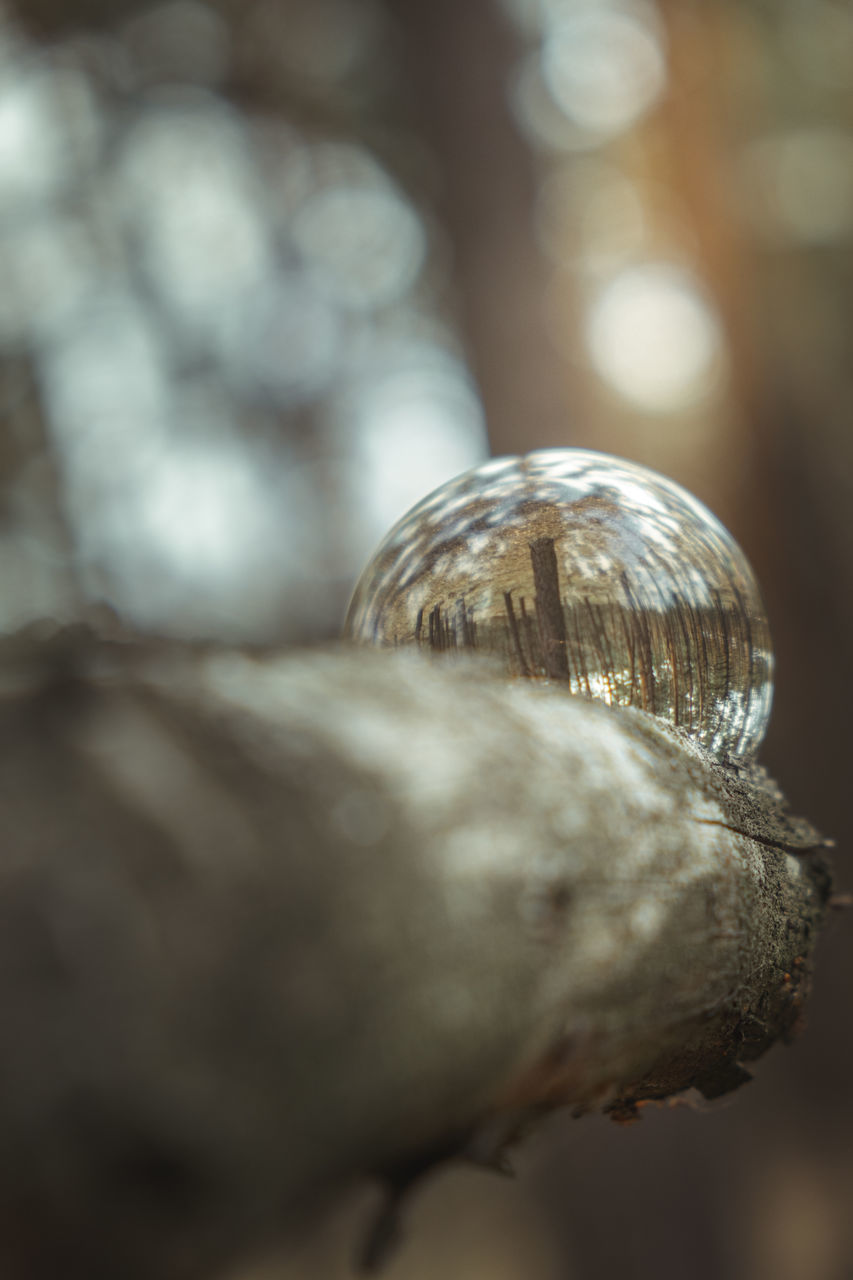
0, 0, 851, 1275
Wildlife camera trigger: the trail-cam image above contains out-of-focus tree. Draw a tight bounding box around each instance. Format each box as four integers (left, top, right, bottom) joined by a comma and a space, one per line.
0, 1, 851, 1278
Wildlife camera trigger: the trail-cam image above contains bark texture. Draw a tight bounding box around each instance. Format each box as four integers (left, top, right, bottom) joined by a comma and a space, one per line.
0, 628, 829, 1279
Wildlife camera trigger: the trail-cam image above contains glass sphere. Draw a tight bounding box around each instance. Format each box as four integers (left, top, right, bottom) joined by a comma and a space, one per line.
344, 449, 773, 758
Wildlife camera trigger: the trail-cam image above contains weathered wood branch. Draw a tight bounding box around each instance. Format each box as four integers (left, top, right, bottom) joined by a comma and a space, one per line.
0, 629, 829, 1279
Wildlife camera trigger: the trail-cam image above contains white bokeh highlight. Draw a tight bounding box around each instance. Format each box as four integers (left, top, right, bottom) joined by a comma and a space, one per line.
586, 263, 727, 412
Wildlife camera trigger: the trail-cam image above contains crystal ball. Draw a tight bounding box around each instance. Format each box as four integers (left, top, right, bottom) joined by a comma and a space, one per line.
344, 449, 773, 758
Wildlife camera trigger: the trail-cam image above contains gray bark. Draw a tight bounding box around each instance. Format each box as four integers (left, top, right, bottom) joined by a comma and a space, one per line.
0, 628, 829, 1279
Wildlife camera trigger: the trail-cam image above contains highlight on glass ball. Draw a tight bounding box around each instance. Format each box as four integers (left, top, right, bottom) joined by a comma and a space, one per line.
344, 449, 773, 758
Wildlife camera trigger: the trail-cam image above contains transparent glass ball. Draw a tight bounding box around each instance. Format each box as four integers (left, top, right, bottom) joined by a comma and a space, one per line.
344, 449, 773, 758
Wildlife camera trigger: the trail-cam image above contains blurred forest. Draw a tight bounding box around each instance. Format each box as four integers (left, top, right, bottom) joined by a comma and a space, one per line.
0, 0, 851, 1276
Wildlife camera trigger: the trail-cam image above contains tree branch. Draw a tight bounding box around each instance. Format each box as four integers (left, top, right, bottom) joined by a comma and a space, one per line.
0, 630, 829, 1279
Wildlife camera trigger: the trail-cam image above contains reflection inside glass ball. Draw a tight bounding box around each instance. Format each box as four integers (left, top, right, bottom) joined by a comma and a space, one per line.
344, 449, 773, 758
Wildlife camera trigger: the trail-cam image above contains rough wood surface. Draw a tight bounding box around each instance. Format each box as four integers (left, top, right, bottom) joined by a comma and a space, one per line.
0, 628, 830, 1279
